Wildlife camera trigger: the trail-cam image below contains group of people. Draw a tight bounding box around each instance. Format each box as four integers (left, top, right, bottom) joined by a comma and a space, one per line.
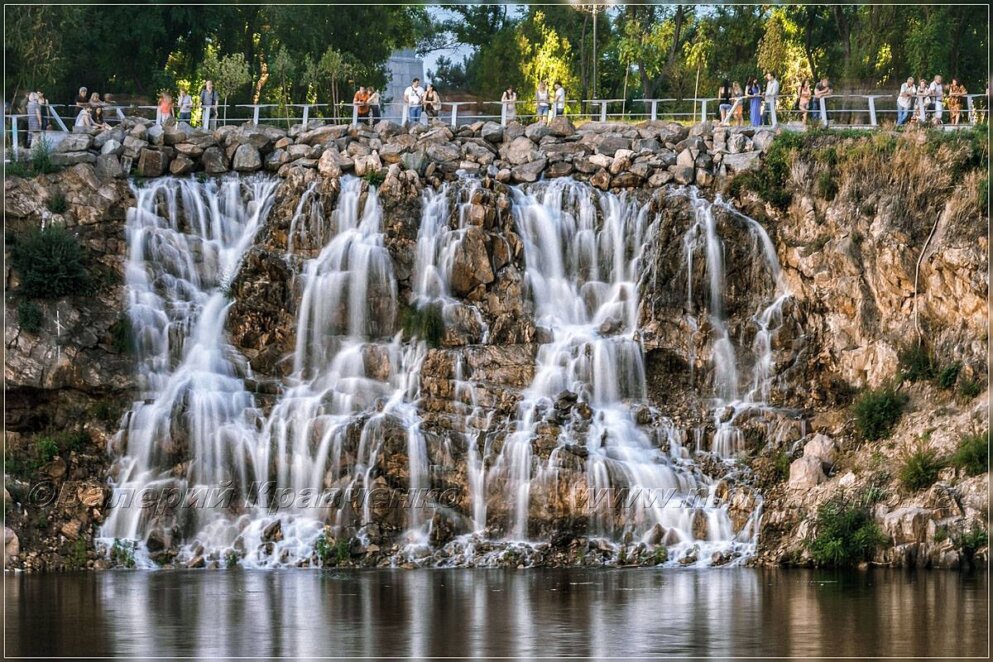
352, 85, 384, 123
156, 80, 218, 128
73, 87, 115, 131
897, 75, 969, 125
395, 77, 566, 125
496, 80, 566, 123
718, 73, 834, 127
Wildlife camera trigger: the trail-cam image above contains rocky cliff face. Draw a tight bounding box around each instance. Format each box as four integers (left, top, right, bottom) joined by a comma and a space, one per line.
4, 117, 988, 571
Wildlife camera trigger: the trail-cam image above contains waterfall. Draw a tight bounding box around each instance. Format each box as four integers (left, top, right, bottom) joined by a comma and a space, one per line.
101, 176, 278, 559
104, 173, 779, 568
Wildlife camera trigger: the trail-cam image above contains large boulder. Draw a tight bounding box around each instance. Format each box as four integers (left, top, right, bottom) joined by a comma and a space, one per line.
425, 142, 460, 163
802, 434, 838, 471
511, 159, 547, 183
201, 146, 228, 174
722, 151, 762, 174
136, 148, 168, 177
232, 143, 262, 172
788, 455, 826, 489
547, 116, 576, 137
169, 154, 196, 175
450, 226, 495, 296
297, 124, 349, 146
505, 136, 539, 165
480, 122, 504, 143
95, 153, 124, 179
56, 133, 93, 152
51, 151, 96, 167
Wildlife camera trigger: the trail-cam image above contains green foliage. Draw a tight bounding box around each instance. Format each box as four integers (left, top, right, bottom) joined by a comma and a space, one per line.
47, 191, 68, 214
731, 131, 806, 209
898, 442, 943, 491
807, 496, 886, 567
110, 316, 134, 354
10, 226, 89, 299
336, 539, 351, 564
950, 431, 989, 476
400, 301, 446, 349
314, 533, 333, 566
978, 176, 989, 217
815, 170, 837, 200
958, 378, 983, 399
937, 362, 961, 390
69, 537, 88, 570
5, 139, 60, 178
36, 436, 60, 463
652, 546, 668, 565
92, 400, 122, 425
17, 300, 43, 334
362, 169, 386, 188
110, 539, 136, 568
852, 384, 908, 441
955, 527, 989, 558
773, 450, 791, 482
898, 342, 937, 382
225, 551, 240, 569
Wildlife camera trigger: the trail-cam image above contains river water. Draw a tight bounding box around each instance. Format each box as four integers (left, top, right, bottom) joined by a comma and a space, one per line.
5, 569, 987, 657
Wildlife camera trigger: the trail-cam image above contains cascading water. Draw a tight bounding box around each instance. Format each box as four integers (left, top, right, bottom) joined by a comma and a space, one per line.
101, 176, 278, 561
104, 172, 789, 568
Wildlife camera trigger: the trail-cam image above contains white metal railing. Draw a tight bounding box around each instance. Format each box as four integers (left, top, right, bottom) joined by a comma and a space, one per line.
5, 91, 989, 161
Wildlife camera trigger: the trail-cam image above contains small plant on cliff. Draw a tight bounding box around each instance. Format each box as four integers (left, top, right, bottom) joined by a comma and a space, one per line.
897, 440, 944, 491
936, 362, 962, 390
958, 377, 983, 400
335, 539, 351, 565
17, 300, 43, 334
815, 170, 838, 200
314, 532, 333, 566
47, 191, 68, 214
110, 538, 137, 568
898, 342, 937, 382
11, 225, 89, 299
36, 436, 60, 463
29, 138, 59, 175
950, 430, 989, 476
852, 384, 908, 441
69, 537, 89, 570
400, 301, 445, 348
806, 496, 886, 567
110, 315, 134, 354
362, 169, 386, 187
955, 526, 989, 560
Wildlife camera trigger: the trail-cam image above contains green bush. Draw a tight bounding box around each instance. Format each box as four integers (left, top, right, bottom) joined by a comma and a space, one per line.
936, 362, 961, 389
29, 138, 59, 175
362, 169, 386, 187
955, 527, 989, 558
110, 316, 134, 354
400, 301, 446, 348
816, 170, 838, 200
732, 131, 806, 209
898, 342, 937, 382
47, 191, 68, 214
36, 436, 60, 463
959, 378, 983, 399
110, 539, 136, 568
950, 430, 988, 476
10, 226, 89, 299
17, 300, 43, 333
807, 496, 886, 567
898, 442, 943, 491
853, 384, 908, 441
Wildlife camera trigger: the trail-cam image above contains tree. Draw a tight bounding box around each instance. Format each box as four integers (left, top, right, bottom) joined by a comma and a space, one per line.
516, 11, 578, 102
303, 47, 353, 120
201, 49, 251, 124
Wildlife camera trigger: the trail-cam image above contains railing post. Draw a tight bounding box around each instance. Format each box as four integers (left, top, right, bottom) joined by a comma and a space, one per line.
770, 97, 777, 127
252, 105, 261, 125
966, 95, 975, 125
12, 116, 20, 160
868, 96, 878, 127
819, 97, 829, 127
49, 105, 70, 132
301, 105, 310, 127
352, 104, 359, 128
402, 104, 409, 127
500, 103, 507, 127
450, 103, 458, 128
156, 108, 162, 125
651, 100, 658, 121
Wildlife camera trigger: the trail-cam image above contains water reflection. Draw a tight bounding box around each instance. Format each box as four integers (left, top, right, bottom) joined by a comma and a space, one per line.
5, 569, 987, 657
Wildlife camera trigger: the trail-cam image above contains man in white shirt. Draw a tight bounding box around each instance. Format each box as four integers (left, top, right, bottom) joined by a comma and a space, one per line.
928, 75, 944, 124
403, 77, 423, 125
897, 77, 915, 125
763, 72, 780, 125
553, 81, 565, 117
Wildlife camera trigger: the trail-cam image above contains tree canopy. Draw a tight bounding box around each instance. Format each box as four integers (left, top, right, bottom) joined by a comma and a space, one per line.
6, 4, 988, 109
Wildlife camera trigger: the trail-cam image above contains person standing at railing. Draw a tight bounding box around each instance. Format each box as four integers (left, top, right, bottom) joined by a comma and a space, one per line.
75, 87, 89, 111
553, 81, 565, 118
746, 77, 762, 127
177, 86, 193, 123
928, 75, 944, 124
403, 77, 424, 125
797, 80, 812, 124
946, 78, 967, 125
26, 92, 42, 147
501, 86, 518, 122
367, 88, 382, 124
763, 72, 779, 125
424, 84, 441, 121
717, 79, 733, 122
915, 78, 929, 123
353, 86, 370, 123
536, 81, 550, 123
199, 80, 219, 130
897, 77, 916, 125
813, 77, 833, 125
732, 82, 744, 125
158, 92, 174, 124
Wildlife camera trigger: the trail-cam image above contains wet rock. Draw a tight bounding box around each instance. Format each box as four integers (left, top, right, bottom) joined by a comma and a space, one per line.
137, 148, 168, 177
201, 146, 228, 173
169, 154, 196, 175
262, 519, 283, 543
232, 143, 262, 172
505, 136, 539, 165
450, 226, 495, 296
511, 159, 546, 184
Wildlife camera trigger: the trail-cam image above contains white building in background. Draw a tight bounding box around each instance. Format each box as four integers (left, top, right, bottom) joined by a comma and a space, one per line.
385, 49, 424, 119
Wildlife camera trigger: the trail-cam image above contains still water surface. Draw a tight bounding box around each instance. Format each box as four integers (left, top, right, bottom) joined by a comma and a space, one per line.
5, 568, 988, 657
